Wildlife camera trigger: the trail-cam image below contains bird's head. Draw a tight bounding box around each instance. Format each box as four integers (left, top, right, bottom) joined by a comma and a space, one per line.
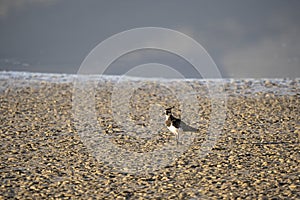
165, 106, 174, 116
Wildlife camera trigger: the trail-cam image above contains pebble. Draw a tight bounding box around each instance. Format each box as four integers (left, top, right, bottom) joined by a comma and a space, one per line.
0, 77, 299, 199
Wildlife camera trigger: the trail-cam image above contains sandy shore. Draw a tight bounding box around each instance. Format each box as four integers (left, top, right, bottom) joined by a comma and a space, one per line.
0, 74, 299, 199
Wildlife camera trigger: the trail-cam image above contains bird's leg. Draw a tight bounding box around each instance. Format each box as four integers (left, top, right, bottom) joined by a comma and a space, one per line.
175, 130, 179, 145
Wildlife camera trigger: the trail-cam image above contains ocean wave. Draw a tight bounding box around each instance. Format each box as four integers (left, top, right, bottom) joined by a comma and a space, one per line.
0, 71, 299, 96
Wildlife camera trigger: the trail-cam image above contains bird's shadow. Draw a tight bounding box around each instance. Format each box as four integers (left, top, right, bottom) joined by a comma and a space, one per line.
180, 121, 199, 133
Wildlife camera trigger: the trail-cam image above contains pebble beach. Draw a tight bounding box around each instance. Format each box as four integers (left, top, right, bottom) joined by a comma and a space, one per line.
0, 71, 299, 199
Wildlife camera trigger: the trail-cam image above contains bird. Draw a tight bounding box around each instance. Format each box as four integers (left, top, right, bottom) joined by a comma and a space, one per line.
165, 106, 182, 144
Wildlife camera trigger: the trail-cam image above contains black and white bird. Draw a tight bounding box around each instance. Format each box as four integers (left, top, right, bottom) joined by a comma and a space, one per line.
165, 106, 182, 144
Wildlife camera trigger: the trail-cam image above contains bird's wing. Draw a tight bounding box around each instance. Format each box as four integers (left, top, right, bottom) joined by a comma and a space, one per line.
180, 121, 199, 132
171, 118, 181, 129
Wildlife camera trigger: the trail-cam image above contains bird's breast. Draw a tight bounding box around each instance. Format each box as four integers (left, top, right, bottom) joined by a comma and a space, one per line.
165, 119, 171, 127
167, 125, 178, 134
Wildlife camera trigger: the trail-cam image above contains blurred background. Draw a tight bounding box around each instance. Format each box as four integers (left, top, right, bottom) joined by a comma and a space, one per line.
0, 0, 299, 78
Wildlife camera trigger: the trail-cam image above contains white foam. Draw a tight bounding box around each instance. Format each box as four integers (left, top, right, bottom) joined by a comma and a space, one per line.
0, 71, 299, 96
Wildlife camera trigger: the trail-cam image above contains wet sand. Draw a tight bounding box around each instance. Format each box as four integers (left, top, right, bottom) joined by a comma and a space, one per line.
0, 74, 299, 199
